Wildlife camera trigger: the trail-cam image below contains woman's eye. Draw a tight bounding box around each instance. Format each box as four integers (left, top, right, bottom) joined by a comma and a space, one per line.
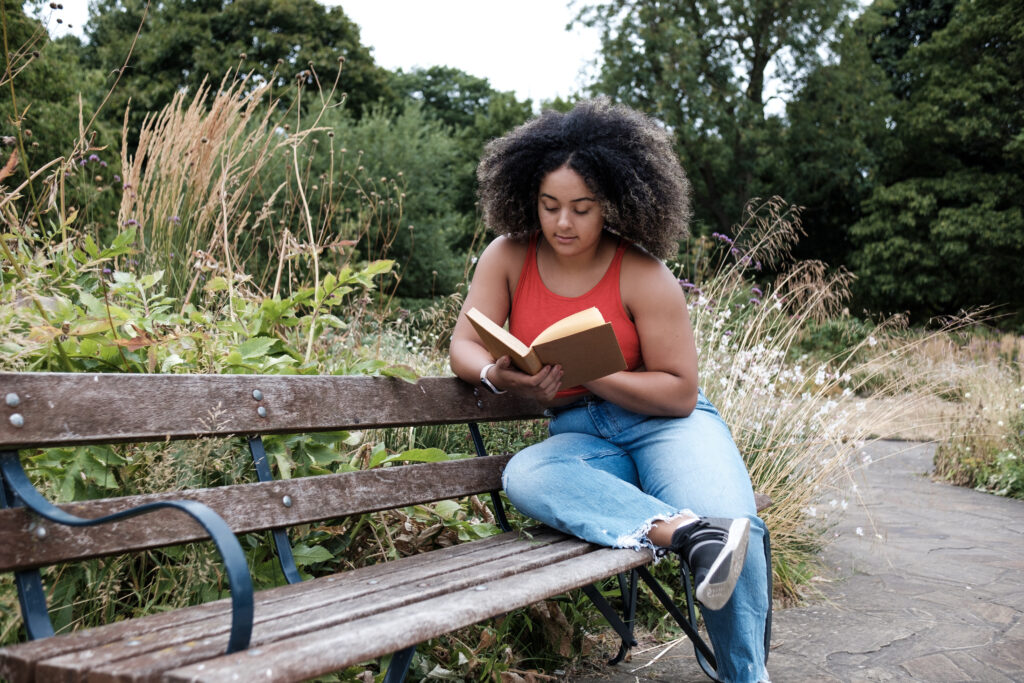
574, 209, 590, 216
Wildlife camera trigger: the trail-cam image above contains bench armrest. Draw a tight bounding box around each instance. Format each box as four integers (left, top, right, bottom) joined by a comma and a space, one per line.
0, 452, 253, 654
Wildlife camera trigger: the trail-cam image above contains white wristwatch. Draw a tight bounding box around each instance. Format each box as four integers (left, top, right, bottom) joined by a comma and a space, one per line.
479, 362, 506, 394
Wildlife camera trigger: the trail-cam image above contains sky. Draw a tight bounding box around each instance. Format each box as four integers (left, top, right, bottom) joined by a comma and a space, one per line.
42, 1, 604, 106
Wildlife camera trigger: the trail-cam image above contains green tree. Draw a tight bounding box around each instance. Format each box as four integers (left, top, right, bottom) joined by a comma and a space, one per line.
1, 1, 115, 222
81, 0, 392, 142
320, 103, 469, 300
779, 8, 900, 267
388, 66, 533, 250
576, 0, 854, 234
848, 0, 1024, 324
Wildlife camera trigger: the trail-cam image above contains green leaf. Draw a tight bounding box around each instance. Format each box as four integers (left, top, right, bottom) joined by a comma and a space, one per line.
236, 337, 277, 361
204, 276, 229, 292
381, 364, 419, 382
290, 543, 334, 566
302, 443, 346, 465
161, 354, 186, 372
433, 500, 462, 520
110, 227, 136, 251
370, 447, 450, 468
83, 235, 99, 259
363, 259, 394, 277
273, 450, 293, 480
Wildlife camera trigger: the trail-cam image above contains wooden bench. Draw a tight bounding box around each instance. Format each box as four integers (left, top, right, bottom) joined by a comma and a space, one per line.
0, 372, 771, 682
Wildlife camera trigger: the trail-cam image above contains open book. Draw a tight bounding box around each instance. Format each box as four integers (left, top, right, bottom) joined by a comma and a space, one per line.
466, 306, 627, 388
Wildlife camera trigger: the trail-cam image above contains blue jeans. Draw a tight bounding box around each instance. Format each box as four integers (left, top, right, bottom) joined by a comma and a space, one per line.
502, 390, 769, 683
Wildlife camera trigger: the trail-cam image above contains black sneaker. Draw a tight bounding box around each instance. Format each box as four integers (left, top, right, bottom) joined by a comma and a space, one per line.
670, 517, 750, 610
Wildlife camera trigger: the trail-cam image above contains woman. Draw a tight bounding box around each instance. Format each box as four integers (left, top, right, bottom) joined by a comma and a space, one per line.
449, 98, 770, 683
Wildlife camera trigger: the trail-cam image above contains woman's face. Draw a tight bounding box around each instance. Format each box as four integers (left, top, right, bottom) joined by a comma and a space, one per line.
537, 165, 605, 258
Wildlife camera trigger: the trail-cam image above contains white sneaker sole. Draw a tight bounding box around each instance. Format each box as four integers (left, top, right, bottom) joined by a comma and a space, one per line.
694, 517, 750, 610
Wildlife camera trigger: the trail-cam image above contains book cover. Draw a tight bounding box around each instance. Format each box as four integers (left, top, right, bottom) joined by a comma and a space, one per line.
466, 307, 627, 388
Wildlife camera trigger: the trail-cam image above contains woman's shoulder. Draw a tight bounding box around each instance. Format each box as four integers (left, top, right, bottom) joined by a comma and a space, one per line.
482, 234, 530, 258
620, 243, 684, 303
475, 234, 531, 280
620, 242, 673, 279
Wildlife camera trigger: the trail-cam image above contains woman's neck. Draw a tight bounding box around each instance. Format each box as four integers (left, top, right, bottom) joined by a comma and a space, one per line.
535, 231, 618, 298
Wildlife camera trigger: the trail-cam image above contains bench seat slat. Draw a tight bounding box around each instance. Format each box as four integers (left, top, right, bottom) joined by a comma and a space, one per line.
165, 544, 652, 683
2, 531, 650, 683
61, 533, 598, 682
0, 530, 544, 682
0, 374, 545, 449
0, 456, 512, 572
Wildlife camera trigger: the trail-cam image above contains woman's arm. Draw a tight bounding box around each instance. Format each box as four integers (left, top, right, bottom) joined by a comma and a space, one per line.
582, 250, 699, 416
449, 237, 564, 402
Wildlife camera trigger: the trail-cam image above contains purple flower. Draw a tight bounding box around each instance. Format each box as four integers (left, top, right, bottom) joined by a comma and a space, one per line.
750, 297, 761, 305
752, 286, 763, 296
88, 154, 100, 162
102, 267, 111, 274
100, 161, 107, 167
123, 219, 138, 226
113, 174, 121, 182
168, 215, 180, 223
78, 159, 87, 167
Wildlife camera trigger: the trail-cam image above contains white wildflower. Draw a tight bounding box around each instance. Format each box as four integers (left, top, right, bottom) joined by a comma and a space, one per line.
867, 336, 877, 347
855, 527, 864, 536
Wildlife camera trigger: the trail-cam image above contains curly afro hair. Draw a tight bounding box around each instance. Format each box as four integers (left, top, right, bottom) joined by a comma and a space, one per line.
476, 97, 691, 260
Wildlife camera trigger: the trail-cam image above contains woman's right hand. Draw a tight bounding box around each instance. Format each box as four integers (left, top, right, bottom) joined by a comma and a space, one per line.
490, 356, 564, 403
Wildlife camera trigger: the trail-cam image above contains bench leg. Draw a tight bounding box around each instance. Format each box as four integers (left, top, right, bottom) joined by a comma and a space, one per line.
468, 423, 512, 532
248, 437, 303, 584
1, 461, 56, 639
383, 645, 416, 683
636, 565, 719, 673
580, 573, 639, 665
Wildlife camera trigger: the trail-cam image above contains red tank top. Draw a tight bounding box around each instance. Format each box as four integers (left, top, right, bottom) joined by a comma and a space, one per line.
510, 233, 643, 398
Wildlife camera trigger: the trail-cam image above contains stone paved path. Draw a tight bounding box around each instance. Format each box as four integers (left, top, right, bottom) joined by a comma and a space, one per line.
571, 440, 1024, 682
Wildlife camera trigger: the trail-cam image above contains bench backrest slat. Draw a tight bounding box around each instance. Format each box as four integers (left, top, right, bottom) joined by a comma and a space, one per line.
0, 374, 546, 449
0, 454, 512, 572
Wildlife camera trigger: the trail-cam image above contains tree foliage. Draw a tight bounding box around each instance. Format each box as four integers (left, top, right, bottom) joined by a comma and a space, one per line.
847, 0, 1024, 323
1, 2, 109, 179
577, 0, 853, 233
81, 0, 392, 142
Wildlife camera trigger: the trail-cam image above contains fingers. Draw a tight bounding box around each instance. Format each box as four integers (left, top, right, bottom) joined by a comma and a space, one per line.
492, 359, 563, 401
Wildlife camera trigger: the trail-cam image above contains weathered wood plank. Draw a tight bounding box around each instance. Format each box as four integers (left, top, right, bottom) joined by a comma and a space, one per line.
165, 546, 652, 683
0, 374, 546, 449
0, 455, 512, 571
0, 530, 557, 683
46, 533, 607, 682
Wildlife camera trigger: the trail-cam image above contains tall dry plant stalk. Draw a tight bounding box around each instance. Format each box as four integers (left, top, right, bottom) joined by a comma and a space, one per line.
682, 198, 969, 597
118, 72, 280, 307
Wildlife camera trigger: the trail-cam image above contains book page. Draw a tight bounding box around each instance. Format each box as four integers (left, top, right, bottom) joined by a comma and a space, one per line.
530, 307, 606, 346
